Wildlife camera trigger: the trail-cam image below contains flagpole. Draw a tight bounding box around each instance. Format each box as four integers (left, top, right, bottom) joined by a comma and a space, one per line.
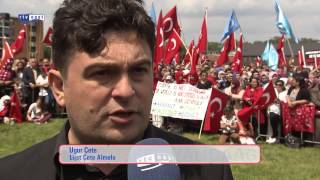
50, 46, 53, 60
205, 7, 208, 54
198, 117, 205, 139
286, 37, 294, 59
301, 45, 306, 68
173, 29, 191, 61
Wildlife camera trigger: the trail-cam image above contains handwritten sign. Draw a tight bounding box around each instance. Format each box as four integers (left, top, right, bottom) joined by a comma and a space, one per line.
151, 82, 211, 120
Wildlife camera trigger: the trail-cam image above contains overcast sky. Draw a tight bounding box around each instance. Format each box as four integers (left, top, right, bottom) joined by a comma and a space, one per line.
0, 0, 319, 43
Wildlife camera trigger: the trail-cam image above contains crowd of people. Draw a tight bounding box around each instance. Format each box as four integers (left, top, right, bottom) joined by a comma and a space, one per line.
1, 53, 319, 146
1, 54, 320, 145
0, 57, 61, 124
153, 60, 320, 145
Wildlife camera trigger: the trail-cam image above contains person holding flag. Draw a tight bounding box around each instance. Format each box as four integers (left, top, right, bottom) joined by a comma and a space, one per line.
241, 77, 264, 135
0, 59, 16, 97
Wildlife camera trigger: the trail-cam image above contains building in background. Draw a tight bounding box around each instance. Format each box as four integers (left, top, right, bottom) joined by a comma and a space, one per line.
0, 12, 44, 60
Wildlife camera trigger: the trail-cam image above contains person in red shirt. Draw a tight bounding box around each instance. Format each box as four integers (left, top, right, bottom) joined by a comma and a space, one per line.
207, 68, 217, 86
187, 72, 199, 86
242, 77, 265, 136
174, 65, 184, 84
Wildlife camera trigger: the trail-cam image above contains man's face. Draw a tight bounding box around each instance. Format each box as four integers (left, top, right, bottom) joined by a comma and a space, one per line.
42, 59, 50, 67
5, 62, 12, 70
253, 72, 259, 79
200, 72, 207, 81
62, 31, 153, 144
251, 79, 258, 88
30, 59, 38, 68
261, 75, 269, 83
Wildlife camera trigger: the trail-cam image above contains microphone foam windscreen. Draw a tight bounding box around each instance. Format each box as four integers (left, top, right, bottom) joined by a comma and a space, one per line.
127, 138, 181, 180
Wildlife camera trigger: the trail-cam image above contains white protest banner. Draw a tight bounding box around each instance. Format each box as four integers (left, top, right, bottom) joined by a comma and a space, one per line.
151, 82, 211, 120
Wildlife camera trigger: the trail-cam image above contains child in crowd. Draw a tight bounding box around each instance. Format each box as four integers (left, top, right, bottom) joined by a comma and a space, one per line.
219, 105, 240, 144
238, 121, 256, 145
0, 95, 15, 125
26, 96, 51, 124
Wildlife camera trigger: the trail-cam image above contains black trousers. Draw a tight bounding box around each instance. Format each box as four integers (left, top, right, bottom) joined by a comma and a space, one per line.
269, 112, 282, 138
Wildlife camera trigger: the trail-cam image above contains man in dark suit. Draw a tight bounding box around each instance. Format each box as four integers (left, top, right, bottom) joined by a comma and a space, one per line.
21, 58, 40, 108
0, 0, 233, 179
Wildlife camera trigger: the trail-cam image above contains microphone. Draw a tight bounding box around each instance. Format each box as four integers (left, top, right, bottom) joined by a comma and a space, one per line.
127, 138, 181, 180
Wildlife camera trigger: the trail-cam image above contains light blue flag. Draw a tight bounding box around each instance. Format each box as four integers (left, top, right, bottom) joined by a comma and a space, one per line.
149, 1, 157, 24
261, 41, 270, 63
274, 0, 298, 43
220, 10, 240, 42
268, 43, 279, 70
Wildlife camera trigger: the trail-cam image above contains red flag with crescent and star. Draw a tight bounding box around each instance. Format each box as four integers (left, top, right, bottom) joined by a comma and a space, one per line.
154, 11, 164, 66
298, 49, 304, 68
231, 32, 243, 73
43, 27, 53, 45
216, 33, 235, 67
197, 9, 207, 54
10, 25, 26, 55
0, 41, 14, 69
277, 34, 287, 68
255, 56, 263, 67
183, 40, 194, 65
164, 30, 182, 65
203, 88, 230, 133
162, 6, 180, 39
238, 82, 276, 124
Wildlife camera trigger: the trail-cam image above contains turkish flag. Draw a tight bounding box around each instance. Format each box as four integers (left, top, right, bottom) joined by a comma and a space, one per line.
200, 54, 208, 64
43, 27, 53, 45
216, 33, 235, 66
281, 103, 315, 135
277, 34, 287, 68
190, 46, 199, 74
9, 89, 23, 123
173, 51, 180, 64
231, 32, 243, 73
298, 50, 304, 68
154, 11, 164, 66
253, 82, 276, 110
237, 82, 276, 124
10, 25, 26, 55
183, 40, 194, 65
229, 32, 236, 51
203, 88, 230, 133
162, 6, 180, 39
0, 41, 14, 68
164, 30, 182, 65
255, 56, 263, 67
197, 10, 207, 53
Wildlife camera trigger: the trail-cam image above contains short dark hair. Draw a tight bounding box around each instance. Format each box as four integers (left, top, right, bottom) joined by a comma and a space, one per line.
200, 70, 208, 76
52, 0, 155, 77
293, 74, 306, 88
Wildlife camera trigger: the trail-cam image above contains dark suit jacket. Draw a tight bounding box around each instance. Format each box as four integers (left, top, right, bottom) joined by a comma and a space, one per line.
21, 67, 40, 97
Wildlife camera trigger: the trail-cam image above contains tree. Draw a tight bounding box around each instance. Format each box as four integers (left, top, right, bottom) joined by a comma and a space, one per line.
208, 42, 222, 54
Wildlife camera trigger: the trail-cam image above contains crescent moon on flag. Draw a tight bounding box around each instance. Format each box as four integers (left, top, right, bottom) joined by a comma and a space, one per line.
163, 17, 173, 33
262, 92, 270, 105
49, 34, 53, 42
210, 97, 222, 112
159, 28, 164, 47
170, 39, 177, 51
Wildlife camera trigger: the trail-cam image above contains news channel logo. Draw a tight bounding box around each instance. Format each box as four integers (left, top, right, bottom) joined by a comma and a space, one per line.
18, 14, 44, 23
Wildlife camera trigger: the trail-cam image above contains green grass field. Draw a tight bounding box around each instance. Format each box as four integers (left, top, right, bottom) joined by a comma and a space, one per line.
0, 119, 319, 180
